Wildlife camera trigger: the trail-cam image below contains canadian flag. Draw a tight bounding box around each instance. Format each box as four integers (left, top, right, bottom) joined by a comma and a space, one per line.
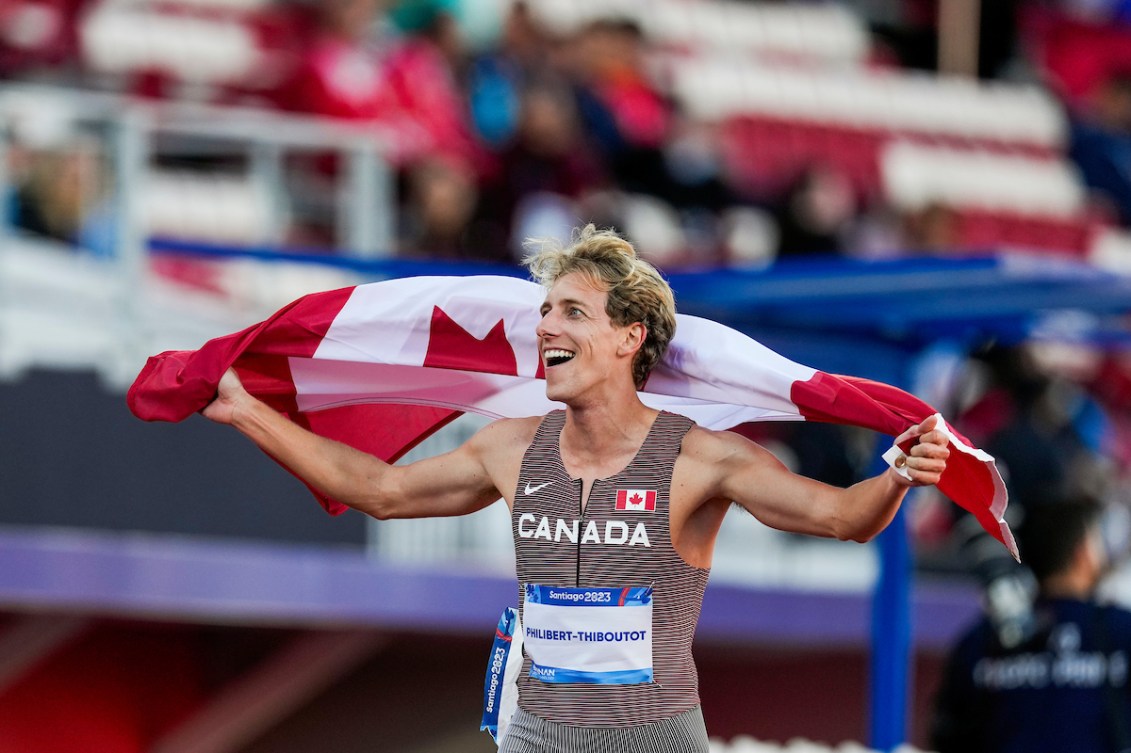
616, 490, 657, 512
127, 275, 1016, 559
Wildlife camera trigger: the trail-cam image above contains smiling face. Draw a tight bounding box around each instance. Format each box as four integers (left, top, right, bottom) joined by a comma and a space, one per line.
536, 272, 643, 405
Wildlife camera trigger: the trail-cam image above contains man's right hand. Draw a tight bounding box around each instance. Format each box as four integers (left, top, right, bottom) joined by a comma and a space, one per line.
201, 368, 249, 425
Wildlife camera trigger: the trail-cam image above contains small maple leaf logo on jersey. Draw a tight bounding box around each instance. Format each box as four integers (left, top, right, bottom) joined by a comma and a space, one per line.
615, 489, 657, 512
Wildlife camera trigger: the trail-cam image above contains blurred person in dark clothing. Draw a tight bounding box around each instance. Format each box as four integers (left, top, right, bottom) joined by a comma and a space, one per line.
1070, 70, 1131, 226
968, 346, 1115, 512
948, 344, 1115, 650
563, 18, 674, 199
398, 154, 507, 263
867, 0, 1021, 79
772, 165, 857, 258
467, 1, 554, 148
480, 78, 608, 256
932, 498, 1131, 753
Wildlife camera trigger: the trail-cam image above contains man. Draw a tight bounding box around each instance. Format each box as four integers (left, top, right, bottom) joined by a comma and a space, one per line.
932, 499, 1131, 753
203, 225, 949, 751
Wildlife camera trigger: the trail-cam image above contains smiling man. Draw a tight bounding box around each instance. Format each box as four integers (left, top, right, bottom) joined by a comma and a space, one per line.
202, 224, 950, 752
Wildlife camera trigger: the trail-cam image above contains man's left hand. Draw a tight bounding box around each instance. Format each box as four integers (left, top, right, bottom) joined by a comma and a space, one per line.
891, 414, 950, 487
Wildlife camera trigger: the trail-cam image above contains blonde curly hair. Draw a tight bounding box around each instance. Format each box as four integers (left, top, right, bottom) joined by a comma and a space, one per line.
523, 224, 676, 389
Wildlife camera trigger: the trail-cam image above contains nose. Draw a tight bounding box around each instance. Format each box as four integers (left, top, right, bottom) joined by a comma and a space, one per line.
536, 309, 559, 339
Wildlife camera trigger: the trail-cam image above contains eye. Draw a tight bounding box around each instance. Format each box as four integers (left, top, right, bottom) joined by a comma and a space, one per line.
568, 307, 583, 318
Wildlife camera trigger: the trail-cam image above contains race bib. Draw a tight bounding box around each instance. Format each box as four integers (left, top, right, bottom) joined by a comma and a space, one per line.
522, 584, 653, 685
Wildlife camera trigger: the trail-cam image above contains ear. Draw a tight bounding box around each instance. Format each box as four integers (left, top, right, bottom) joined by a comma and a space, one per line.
1081, 525, 1108, 576
618, 322, 647, 357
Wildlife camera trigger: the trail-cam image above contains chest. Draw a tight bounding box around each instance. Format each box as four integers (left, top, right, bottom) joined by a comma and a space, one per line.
513, 470, 674, 588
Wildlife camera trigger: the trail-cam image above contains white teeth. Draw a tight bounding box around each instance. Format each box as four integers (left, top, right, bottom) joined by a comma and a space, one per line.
544, 349, 576, 363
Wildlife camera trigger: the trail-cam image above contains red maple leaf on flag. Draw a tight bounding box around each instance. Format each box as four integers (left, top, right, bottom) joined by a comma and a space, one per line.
424, 306, 544, 378
425, 307, 517, 375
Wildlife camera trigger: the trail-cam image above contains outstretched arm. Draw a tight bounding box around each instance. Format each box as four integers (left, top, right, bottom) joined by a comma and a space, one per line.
203, 368, 512, 519
687, 415, 949, 542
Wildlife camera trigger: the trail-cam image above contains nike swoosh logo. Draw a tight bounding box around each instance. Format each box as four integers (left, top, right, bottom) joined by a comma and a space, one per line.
524, 481, 553, 495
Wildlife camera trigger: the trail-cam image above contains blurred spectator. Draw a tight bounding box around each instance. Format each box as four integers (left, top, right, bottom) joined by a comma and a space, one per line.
274, 0, 394, 121
867, 0, 1022, 79
466, 1, 552, 148
275, 0, 479, 167
900, 202, 962, 254
772, 165, 858, 258
661, 119, 738, 215
1024, 1, 1131, 103
398, 154, 507, 262
1069, 70, 1131, 226
382, 2, 486, 170
932, 498, 1131, 753
564, 18, 674, 198
976, 345, 1114, 506
10, 135, 116, 258
945, 344, 1115, 647
480, 78, 608, 256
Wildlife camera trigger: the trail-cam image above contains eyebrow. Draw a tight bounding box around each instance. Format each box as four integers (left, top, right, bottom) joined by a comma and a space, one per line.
541, 297, 591, 313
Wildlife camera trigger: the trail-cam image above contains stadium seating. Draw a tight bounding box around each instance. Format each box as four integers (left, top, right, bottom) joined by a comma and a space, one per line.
521, 0, 870, 64
665, 49, 1101, 256
75, 0, 299, 103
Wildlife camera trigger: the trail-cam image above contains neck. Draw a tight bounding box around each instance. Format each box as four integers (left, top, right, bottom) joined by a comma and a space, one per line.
562, 395, 658, 459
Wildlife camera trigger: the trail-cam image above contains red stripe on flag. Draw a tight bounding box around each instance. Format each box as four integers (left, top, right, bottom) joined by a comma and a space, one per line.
790, 371, 925, 436
236, 355, 300, 416
127, 286, 357, 421
791, 371, 1012, 553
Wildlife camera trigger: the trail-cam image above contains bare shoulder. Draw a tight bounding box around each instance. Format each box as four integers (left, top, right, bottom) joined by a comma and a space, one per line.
466, 416, 543, 508
677, 424, 784, 494
670, 425, 769, 526
675, 423, 798, 521
467, 415, 542, 458
680, 424, 766, 465
674, 426, 744, 498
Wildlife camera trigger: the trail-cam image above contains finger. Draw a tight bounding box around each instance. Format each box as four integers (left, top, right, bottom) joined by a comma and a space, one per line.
910, 440, 950, 459
895, 416, 947, 449
907, 457, 947, 474
916, 425, 946, 442
894, 423, 922, 446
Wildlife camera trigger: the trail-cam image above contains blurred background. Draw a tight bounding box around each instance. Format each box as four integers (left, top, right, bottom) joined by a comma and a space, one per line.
3, 0, 1131, 751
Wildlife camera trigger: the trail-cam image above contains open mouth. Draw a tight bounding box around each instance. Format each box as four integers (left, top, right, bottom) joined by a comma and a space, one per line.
543, 348, 576, 367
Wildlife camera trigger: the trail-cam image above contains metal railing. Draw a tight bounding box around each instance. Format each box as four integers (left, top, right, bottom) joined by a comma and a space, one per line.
0, 83, 396, 380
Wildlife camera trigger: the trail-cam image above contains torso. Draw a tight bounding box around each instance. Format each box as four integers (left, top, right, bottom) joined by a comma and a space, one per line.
491, 414, 731, 570
510, 409, 711, 726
